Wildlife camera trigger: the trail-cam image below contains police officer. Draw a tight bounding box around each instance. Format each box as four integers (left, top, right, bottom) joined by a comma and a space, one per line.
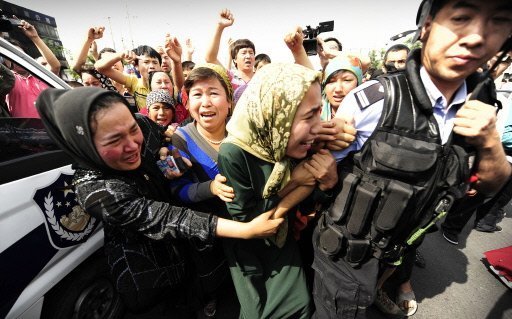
312, 0, 512, 318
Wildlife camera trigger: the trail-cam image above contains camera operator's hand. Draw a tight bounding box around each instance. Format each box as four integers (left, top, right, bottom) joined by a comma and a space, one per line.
284, 27, 304, 54
87, 26, 105, 41
317, 37, 341, 60
218, 9, 234, 29
285, 26, 313, 69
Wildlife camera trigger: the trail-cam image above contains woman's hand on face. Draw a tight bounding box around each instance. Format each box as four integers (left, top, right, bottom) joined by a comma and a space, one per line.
245, 208, 284, 239
210, 174, 235, 202
304, 149, 338, 191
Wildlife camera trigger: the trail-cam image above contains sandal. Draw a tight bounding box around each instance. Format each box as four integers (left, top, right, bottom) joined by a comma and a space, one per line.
396, 290, 418, 316
374, 288, 405, 317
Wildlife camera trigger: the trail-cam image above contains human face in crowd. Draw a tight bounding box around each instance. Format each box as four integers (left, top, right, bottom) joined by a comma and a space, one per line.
92, 102, 143, 171
159, 50, 172, 73
188, 77, 231, 133
254, 61, 269, 72
82, 72, 101, 87
150, 72, 174, 96
324, 40, 341, 52
235, 47, 255, 73
324, 71, 358, 110
137, 54, 161, 80
319, 40, 341, 67
385, 50, 408, 71
421, 0, 512, 88
183, 67, 194, 80
148, 102, 174, 126
286, 82, 322, 159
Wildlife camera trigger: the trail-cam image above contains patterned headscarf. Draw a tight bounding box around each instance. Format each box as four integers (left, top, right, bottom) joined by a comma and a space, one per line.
146, 89, 176, 109
321, 55, 363, 121
225, 63, 321, 198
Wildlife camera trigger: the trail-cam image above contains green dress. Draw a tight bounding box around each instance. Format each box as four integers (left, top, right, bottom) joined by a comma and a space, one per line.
218, 143, 311, 319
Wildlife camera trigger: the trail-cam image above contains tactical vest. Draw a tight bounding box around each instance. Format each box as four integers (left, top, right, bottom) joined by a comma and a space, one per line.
317, 52, 473, 267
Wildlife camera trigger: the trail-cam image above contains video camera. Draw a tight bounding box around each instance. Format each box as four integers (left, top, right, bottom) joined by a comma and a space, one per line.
0, 11, 22, 32
302, 20, 334, 56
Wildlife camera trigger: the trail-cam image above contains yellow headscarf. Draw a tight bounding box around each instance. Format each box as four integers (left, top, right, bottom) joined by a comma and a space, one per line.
224, 63, 321, 198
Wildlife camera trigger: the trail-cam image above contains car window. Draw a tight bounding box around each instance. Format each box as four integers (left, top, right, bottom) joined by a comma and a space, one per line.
0, 52, 72, 185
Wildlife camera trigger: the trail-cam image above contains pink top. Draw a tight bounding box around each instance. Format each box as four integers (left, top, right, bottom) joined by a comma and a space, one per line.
7, 73, 49, 118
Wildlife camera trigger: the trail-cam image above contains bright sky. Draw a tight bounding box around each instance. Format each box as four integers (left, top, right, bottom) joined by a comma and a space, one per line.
13, 0, 420, 67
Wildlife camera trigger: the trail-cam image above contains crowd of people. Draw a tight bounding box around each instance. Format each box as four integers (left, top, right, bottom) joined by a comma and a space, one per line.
2, 0, 512, 318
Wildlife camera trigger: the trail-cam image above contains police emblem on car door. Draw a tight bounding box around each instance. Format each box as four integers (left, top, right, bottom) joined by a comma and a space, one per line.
33, 173, 99, 249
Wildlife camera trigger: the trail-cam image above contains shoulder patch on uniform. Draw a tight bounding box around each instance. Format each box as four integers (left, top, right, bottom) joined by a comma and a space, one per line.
355, 83, 385, 110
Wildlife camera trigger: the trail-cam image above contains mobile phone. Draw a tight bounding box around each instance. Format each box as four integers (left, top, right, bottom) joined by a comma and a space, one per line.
171, 148, 189, 173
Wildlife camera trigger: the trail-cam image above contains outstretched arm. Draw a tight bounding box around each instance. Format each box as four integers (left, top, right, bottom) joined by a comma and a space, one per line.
72, 26, 105, 73
95, 50, 135, 85
205, 8, 234, 67
18, 19, 60, 75
284, 26, 314, 70
184, 38, 194, 62
165, 35, 185, 91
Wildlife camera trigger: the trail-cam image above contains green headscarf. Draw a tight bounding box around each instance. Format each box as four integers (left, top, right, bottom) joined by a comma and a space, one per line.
321, 55, 363, 121
225, 63, 321, 198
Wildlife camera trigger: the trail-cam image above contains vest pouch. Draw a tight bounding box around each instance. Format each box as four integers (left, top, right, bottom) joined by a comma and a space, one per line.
345, 239, 371, 266
374, 180, 414, 233
369, 134, 438, 183
328, 172, 360, 223
318, 224, 346, 258
440, 144, 471, 199
346, 182, 381, 236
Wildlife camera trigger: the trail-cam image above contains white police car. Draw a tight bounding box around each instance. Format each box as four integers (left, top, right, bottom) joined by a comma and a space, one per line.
0, 37, 123, 318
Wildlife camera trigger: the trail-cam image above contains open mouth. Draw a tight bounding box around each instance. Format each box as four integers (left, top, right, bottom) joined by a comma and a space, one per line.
124, 152, 140, 163
156, 118, 169, 125
200, 112, 216, 118
332, 95, 345, 102
300, 140, 315, 147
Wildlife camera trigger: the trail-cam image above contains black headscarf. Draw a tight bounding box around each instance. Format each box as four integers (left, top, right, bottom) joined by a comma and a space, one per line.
36, 87, 131, 171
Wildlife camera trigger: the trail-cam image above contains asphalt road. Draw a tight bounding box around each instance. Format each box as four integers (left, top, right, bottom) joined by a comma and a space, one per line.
127, 205, 512, 319
367, 203, 512, 319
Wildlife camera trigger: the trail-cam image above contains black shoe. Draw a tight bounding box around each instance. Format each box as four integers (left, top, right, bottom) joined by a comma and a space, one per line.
443, 231, 459, 245
414, 250, 426, 268
475, 225, 503, 233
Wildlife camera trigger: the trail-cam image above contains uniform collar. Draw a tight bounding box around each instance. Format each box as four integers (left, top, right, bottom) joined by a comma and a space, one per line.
420, 66, 467, 110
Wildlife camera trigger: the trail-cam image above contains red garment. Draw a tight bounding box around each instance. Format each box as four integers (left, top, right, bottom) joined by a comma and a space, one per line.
8, 73, 48, 118
174, 102, 189, 124
484, 246, 512, 282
